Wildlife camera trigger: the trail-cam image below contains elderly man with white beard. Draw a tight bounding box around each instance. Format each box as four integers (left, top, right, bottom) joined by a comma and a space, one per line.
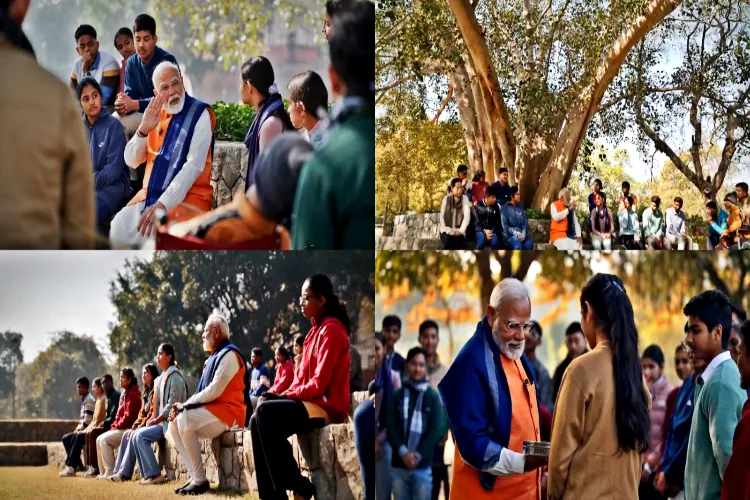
109, 61, 215, 248
438, 278, 546, 500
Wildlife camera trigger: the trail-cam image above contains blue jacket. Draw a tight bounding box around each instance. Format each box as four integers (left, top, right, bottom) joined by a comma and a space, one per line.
250, 365, 270, 397
501, 202, 531, 242
707, 209, 729, 242
83, 109, 130, 224
438, 316, 540, 490
124, 46, 179, 113
661, 374, 696, 488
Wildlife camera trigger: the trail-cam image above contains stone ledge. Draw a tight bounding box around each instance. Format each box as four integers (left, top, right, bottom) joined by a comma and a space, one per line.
0, 420, 79, 443
211, 141, 248, 208
0, 442, 49, 466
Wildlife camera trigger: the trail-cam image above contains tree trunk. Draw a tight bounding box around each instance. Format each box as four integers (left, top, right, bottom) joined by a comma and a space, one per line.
516, 132, 556, 206
532, 0, 683, 210
448, 0, 517, 181
476, 252, 494, 308
464, 51, 500, 182
453, 62, 485, 175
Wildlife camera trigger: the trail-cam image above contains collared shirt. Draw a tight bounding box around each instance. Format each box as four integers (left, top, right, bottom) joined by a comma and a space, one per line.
70, 50, 120, 105
124, 108, 212, 211
702, 350, 733, 384
302, 121, 325, 151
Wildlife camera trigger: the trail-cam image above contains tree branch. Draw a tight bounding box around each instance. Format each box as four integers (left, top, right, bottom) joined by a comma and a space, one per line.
433, 77, 454, 123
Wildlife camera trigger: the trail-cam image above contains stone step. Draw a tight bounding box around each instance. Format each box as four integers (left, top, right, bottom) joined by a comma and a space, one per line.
0, 442, 50, 466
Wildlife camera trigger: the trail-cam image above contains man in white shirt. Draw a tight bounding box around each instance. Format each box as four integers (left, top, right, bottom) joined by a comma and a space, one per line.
550, 188, 582, 250
109, 61, 215, 248
167, 314, 249, 496
665, 197, 689, 250
439, 178, 471, 249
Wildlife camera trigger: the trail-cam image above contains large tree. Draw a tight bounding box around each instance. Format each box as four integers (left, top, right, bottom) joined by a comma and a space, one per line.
377, 0, 683, 210
0, 332, 23, 418
109, 251, 374, 377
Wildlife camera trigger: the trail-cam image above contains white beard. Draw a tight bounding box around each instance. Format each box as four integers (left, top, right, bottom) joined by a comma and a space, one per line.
165, 94, 185, 115
492, 320, 525, 360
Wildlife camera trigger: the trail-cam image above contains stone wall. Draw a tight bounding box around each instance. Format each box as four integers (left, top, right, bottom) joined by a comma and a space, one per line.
0, 443, 49, 466
0, 419, 78, 443
211, 142, 248, 208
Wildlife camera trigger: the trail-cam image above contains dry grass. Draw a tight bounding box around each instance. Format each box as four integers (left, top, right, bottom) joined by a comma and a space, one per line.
0, 466, 260, 500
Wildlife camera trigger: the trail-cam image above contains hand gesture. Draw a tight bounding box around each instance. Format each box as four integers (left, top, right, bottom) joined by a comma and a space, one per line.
138, 92, 167, 135
137, 201, 166, 238
403, 452, 418, 470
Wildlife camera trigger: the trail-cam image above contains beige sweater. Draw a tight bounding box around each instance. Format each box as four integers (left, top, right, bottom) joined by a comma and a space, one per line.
548, 341, 651, 500
83, 397, 106, 432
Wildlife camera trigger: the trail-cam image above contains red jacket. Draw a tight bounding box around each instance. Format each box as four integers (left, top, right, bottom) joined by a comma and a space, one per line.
111, 384, 142, 430
283, 317, 350, 423
270, 359, 295, 394
722, 398, 750, 500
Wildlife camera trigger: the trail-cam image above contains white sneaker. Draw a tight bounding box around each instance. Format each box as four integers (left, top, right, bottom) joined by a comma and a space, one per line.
144, 475, 167, 485
83, 467, 98, 478
97, 473, 112, 480
59, 467, 76, 477
108, 473, 123, 482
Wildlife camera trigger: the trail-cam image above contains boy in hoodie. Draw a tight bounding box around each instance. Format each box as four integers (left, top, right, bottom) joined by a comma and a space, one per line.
114, 14, 178, 138
705, 200, 728, 250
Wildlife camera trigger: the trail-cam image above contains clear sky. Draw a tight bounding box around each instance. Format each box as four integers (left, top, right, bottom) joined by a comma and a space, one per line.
0, 251, 153, 363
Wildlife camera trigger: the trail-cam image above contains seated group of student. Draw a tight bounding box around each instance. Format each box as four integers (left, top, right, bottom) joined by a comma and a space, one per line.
439, 166, 533, 250
53, 0, 373, 249
57, 274, 353, 499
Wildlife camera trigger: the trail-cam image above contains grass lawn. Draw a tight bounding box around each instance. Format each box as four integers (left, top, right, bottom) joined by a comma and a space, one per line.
0, 466, 260, 500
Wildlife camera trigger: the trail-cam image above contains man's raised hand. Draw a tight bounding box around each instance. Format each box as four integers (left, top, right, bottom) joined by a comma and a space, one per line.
138, 92, 167, 136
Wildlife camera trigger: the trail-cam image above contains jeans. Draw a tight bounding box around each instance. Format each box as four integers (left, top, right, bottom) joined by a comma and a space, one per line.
392, 466, 432, 500
113, 429, 138, 478
353, 400, 375, 500
475, 231, 501, 250
376, 441, 393, 500
504, 235, 533, 250
132, 424, 165, 479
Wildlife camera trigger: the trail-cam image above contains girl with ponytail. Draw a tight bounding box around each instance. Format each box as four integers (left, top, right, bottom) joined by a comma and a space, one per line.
249, 273, 352, 500
548, 274, 651, 500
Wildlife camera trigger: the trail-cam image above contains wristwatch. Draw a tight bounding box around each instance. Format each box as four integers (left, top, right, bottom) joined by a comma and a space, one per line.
136, 129, 147, 138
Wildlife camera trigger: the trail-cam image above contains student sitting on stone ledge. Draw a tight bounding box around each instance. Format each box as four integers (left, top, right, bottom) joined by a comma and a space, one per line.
617, 195, 641, 250
110, 61, 215, 248
721, 193, 744, 249
590, 191, 615, 251
439, 178, 471, 250
97, 368, 142, 480
168, 314, 250, 496
84, 374, 120, 478
69, 24, 120, 109
250, 273, 351, 500
475, 185, 503, 250
550, 188, 582, 250
642, 196, 664, 250
77, 77, 130, 239
665, 197, 688, 250
58, 377, 96, 477
76, 377, 107, 477
288, 70, 328, 151
114, 14, 178, 138
108, 363, 159, 482
249, 347, 271, 411
134, 343, 189, 486
501, 186, 533, 251
269, 346, 295, 395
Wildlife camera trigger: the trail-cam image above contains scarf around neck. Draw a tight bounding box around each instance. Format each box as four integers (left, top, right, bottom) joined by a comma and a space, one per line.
402, 378, 430, 453
443, 194, 464, 229
243, 93, 284, 186
593, 206, 611, 233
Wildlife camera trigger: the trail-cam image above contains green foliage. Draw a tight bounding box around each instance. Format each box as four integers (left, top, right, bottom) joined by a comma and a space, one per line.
524, 208, 550, 220
212, 100, 257, 142
109, 251, 374, 377
0, 332, 23, 399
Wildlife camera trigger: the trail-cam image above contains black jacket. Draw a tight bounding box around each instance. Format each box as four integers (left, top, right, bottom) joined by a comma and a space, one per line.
475, 200, 502, 233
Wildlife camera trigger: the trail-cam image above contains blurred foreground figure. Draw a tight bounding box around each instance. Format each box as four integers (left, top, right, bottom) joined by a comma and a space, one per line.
0, 0, 95, 249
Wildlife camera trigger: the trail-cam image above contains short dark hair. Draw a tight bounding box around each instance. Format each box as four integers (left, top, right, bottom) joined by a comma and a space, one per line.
593, 179, 603, 189
294, 334, 305, 346
650, 196, 661, 206
76, 76, 102, 101
251, 348, 263, 358
325, 0, 355, 16
484, 185, 497, 198
101, 374, 113, 384
642, 344, 665, 368
329, 1, 374, 99
382, 315, 402, 331
498, 167, 509, 175
724, 192, 738, 205
276, 346, 289, 361
74, 24, 97, 42
529, 320, 543, 338
510, 186, 520, 196
288, 71, 329, 118
565, 322, 583, 337
406, 346, 427, 364
622, 181, 631, 189
133, 14, 157, 36
736, 182, 749, 193
76, 377, 90, 388
625, 195, 634, 207
684, 290, 733, 350
450, 177, 462, 188
706, 200, 718, 211
674, 196, 684, 207
457, 164, 469, 174
418, 320, 439, 337
114, 27, 133, 48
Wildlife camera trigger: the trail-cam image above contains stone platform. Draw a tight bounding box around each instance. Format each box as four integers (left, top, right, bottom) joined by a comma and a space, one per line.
211, 142, 247, 208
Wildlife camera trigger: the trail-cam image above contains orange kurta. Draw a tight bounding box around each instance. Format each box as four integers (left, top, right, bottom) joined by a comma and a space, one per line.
128, 106, 215, 212
203, 351, 247, 428
450, 354, 541, 500
549, 200, 569, 243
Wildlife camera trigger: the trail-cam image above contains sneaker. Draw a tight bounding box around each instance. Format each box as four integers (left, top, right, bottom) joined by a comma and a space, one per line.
139, 475, 167, 485
58, 467, 76, 477
83, 467, 99, 478
97, 473, 112, 480
108, 473, 123, 482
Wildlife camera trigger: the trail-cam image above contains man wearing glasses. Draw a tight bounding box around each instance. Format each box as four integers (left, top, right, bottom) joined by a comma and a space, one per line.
438, 278, 546, 500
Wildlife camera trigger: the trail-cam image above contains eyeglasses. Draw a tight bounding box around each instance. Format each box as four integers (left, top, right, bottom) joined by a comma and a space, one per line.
501, 319, 534, 334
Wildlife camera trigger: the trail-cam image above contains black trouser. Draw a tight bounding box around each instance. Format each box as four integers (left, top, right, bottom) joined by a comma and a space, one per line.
62, 432, 86, 469
431, 464, 450, 500
250, 399, 326, 499
619, 235, 640, 250
440, 233, 466, 250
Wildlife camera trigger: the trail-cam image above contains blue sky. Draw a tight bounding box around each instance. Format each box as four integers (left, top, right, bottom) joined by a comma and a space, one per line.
0, 251, 152, 363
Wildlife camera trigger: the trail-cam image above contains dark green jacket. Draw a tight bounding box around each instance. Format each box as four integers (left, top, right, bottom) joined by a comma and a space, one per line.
386, 384, 446, 470
102, 389, 121, 430
291, 108, 374, 250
